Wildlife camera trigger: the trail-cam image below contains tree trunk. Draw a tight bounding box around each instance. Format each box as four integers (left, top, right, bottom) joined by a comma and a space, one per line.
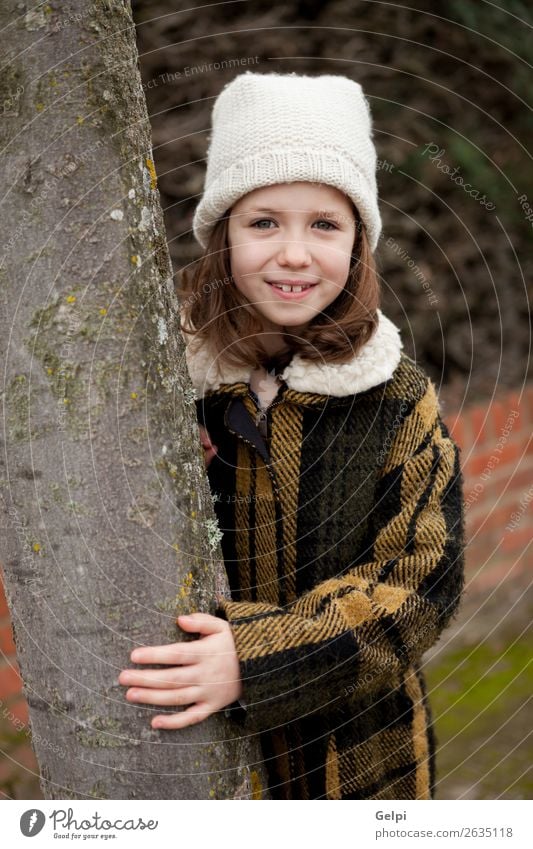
0, 0, 268, 800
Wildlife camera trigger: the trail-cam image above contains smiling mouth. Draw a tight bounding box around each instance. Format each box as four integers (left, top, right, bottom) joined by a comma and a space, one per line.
266, 282, 318, 293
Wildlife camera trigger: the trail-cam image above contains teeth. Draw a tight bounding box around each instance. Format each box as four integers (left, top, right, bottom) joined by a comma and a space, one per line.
273, 284, 311, 293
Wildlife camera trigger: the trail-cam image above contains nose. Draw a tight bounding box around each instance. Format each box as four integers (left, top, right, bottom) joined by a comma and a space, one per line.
276, 238, 312, 268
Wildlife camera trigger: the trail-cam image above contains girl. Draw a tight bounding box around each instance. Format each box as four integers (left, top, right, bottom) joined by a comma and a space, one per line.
119, 72, 465, 800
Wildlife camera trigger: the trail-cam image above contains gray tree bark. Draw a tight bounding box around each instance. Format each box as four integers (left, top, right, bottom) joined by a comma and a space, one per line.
0, 0, 268, 800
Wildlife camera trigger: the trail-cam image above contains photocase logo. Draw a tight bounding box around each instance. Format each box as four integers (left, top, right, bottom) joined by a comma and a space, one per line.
20, 809, 46, 837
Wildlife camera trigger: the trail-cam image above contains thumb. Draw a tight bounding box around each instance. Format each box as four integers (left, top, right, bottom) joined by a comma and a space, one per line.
176, 612, 224, 634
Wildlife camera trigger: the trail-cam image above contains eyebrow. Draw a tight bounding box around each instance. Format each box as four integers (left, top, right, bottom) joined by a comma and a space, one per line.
243, 208, 345, 218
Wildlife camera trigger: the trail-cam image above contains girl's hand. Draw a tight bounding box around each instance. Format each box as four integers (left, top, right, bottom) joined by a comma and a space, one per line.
199, 424, 218, 468
118, 613, 242, 730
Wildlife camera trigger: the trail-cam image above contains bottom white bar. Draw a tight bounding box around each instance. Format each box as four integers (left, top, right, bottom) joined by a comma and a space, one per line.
4, 800, 529, 848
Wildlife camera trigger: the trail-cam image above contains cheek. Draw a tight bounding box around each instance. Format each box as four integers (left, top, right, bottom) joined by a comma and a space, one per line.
336, 235, 356, 273
323, 246, 352, 283
230, 242, 266, 277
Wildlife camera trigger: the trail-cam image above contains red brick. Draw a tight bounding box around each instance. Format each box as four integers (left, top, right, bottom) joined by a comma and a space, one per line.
497, 433, 529, 465
3, 695, 29, 727
467, 503, 517, 538
467, 440, 527, 479
462, 473, 487, 501
0, 663, 23, 701
466, 543, 502, 576
11, 743, 39, 775
526, 386, 533, 424
502, 505, 533, 533
464, 537, 498, 569
461, 408, 473, 448
500, 525, 533, 554
464, 448, 503, 478
505, 389, 522, 417
464, 568, 495, 595
504, 556, 530, 587
0, 584, 9, 619
470, 554, 529, 592
503, 492, 533, 524
498, 437, 530, 469
0, 758, 17, 786
469, 562, 503, 593
504, 513, 526, 536
492, 396, 522, 439
504, 461, 533, 496
446, 412, 466, 450
462, 452, 484, 479
0, 625, 16, 658
469, 404, 491, 447
0, 745, 38, 796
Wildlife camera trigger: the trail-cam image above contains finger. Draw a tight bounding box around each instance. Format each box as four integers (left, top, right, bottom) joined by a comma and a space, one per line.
126, 686, 201, 707
119, 667, 197, 689
204, 446, 218, 467
199, 426, 213, 448
128, 644, 198, 665
176, 612, 227, 635
152, 702, 211, 730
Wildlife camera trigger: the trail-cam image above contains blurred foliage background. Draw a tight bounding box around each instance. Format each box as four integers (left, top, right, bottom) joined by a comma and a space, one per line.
131, 0, 532, 411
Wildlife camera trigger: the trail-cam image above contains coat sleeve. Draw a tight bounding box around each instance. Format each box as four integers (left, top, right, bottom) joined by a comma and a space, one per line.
215, 377, 466, 732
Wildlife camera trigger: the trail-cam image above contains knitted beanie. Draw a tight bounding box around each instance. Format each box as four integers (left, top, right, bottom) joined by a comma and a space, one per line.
192, 71, 382, 252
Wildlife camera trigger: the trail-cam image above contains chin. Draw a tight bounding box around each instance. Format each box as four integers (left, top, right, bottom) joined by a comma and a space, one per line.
265, 306, 314, 319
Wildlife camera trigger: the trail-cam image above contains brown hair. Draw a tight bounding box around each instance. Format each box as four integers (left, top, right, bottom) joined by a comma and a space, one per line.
177, 202, 381, 371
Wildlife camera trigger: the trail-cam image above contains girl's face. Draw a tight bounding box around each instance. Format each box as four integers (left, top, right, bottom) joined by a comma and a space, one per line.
227, 182, 357, 335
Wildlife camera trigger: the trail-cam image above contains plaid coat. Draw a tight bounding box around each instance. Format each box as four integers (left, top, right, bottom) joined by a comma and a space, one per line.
186, 309, 465, 800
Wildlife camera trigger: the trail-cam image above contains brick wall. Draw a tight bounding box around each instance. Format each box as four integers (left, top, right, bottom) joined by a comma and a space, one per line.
447, 387, 533, 596
1, 384, 532, 798
0, 585, 41, 799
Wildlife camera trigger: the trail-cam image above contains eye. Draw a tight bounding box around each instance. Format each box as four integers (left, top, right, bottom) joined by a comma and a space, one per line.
250, 218, 276, 229
250, 218, 338, 230
314, 219, 338, 230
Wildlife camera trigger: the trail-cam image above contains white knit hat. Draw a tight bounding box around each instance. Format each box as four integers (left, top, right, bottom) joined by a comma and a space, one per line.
192, 71, 382, 252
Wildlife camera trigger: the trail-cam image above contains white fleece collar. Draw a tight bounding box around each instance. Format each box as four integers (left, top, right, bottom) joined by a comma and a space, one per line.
185, 308, 403, 399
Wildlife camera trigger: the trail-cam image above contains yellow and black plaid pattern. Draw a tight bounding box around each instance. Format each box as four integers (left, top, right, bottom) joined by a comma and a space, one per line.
203, 354, 465, 799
